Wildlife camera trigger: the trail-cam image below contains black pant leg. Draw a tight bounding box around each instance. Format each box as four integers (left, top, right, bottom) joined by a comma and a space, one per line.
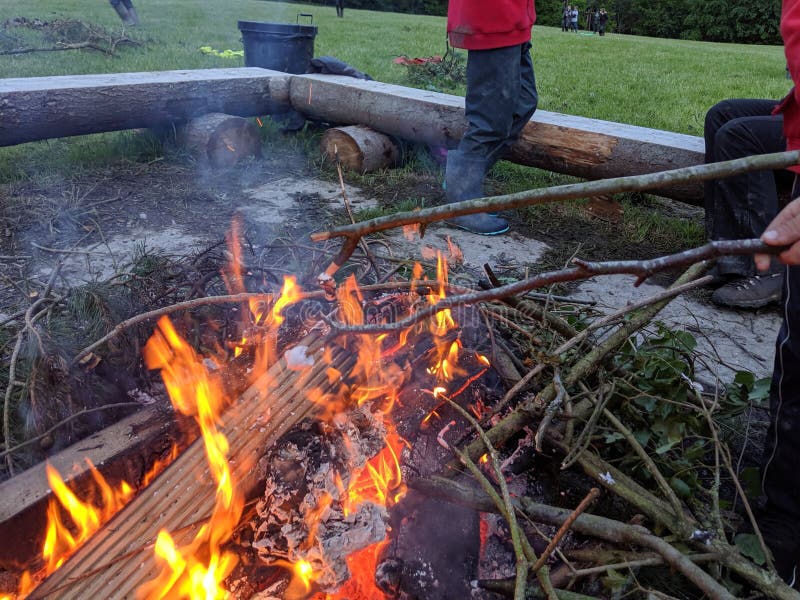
704, 99, 785, 276
459, 43, 537, 167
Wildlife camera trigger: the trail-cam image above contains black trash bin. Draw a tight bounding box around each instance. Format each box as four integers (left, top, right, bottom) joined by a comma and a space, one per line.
237, 15, 317, 74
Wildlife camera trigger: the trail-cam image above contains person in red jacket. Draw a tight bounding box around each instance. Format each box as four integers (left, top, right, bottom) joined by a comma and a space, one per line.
751, 0, 800, 586
444, 0, 538, 235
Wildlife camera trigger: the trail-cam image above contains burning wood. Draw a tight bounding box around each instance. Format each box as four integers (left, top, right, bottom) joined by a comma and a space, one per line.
251, 405, 399, 594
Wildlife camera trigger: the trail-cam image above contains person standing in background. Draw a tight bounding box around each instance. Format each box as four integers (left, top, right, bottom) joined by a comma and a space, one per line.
444, 0, 538, 235
598, 8, 608, 35
109, 0, 139, 26
335, 0, 344, 18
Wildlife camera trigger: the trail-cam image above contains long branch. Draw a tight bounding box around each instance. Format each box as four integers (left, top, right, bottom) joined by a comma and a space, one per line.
312, 151, 800, 270
325, 239, 782, 335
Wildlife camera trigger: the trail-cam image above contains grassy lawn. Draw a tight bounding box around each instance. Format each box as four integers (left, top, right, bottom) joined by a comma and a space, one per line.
0, 0, 791, 248
0, 0, 791, 136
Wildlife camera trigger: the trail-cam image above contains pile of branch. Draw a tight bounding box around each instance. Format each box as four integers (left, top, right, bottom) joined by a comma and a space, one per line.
0, 17, 140, 56
301, 153, 800, 599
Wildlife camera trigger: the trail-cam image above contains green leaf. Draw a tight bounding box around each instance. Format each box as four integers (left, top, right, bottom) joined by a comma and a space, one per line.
734, 371, 756, 387
603, 431, 625, 444
669, 476, 691, 497
735, 533, 767, 566
739, 466, 763, 499
601, 568, 629, 594
748, 377, 771, 406
633, 395, 657, 412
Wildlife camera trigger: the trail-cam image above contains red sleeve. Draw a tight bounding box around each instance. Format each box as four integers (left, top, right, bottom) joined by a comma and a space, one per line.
781, 0, 800, 170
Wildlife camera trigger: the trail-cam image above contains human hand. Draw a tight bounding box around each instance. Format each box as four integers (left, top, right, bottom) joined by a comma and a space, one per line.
755, 196, 800, 271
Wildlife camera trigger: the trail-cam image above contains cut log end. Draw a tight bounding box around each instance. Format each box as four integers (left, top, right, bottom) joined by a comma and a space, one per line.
178, 113, 262, 168
321, 125, 399, 174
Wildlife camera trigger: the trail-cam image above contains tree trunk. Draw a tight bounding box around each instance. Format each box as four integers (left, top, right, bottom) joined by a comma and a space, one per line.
321, 125, 399, 173
0, 68, 291, 146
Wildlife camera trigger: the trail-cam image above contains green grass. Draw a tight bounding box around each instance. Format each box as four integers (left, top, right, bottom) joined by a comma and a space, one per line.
0, 0, 791, 230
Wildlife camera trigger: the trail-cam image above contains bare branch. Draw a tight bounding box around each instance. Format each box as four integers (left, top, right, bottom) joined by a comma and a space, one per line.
324, 239, 783, 335
312, 151, 800, 271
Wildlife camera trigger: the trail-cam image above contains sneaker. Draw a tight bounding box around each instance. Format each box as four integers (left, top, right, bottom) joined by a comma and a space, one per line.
711, 273, 783, 309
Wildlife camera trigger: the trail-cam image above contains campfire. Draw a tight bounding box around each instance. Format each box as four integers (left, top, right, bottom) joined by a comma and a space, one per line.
2, 222, 507, 600
0, 205, 793, 600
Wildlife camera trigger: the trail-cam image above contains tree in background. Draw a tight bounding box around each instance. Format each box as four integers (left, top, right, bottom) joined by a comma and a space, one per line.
293, 0, 780, 44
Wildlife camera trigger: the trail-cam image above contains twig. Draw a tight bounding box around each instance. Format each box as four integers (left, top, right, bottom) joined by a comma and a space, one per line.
531, 487, 600, 572
0, 402, 143, 461
323, 240, 783, 335
312, 150, 800, 271
442, 394, 551, 599
2, 264, 62, 475
534, 369, 567, 452
412, 476, 735, 600
602, 407, 685, 520
333, 145, 381, 281
569, 553, 718, 578
695, 391, 775, 573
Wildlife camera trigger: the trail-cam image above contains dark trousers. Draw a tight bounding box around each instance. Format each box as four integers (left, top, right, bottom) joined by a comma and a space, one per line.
335, 0, 344, 17
760, 177, 800, 570
458, 42, 538, 170
704, 98, 788, 277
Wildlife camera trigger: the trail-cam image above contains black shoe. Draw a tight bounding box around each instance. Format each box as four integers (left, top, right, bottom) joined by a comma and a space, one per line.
711, 273, 783, 309
444, 150, 509, 236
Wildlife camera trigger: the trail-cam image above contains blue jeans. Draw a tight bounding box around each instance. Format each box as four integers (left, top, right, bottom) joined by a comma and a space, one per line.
458, 42, 538, 170
704, 98, 788, 276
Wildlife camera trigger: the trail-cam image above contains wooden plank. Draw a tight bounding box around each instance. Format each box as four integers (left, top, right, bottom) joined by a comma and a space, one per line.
0, 406, 184, 570
0, 68, 291, 146
290, 74, 705, 204
29, 341, 356, 599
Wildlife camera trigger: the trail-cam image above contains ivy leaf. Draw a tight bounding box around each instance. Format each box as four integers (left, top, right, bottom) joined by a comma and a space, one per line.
670, 476, 691, 497
748, 377, 771, 406
739, 466, 763, 499
601, 568, 629, 594
603, 432, 625, 444
735, 533, 767, 566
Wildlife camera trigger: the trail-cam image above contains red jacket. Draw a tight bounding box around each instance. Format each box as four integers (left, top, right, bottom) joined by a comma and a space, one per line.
447, 0, 536, 50
778, 0, 800, 171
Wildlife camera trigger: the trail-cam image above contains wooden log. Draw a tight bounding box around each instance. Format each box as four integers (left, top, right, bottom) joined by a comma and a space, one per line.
291, 74, 706, 205
0, 68, 710, 203
178, 112, 262, 168
0, 406, 187, 571
0, 68, 291, 146
321, 125, 400, 173
28, 340, 357, 600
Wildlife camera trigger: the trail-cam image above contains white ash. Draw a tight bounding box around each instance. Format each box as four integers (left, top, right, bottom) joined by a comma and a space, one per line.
284, 345, 315, 370
252, 405, 391, 591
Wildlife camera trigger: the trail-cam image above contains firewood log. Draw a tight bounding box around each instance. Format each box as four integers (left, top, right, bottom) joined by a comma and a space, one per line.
320, 125, 400, 174
178, 112, 262, 168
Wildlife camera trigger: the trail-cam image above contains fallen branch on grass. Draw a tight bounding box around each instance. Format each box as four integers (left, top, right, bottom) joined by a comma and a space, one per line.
311, 151, 800, 273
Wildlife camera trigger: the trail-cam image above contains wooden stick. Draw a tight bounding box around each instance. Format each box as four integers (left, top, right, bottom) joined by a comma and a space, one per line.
531, 488, 600, 572
323, 239, 785, 335
311, 151, 800, 273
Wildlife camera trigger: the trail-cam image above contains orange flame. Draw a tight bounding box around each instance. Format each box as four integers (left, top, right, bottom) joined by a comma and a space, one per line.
272, 276, 301, 326
139, 317, 243, 599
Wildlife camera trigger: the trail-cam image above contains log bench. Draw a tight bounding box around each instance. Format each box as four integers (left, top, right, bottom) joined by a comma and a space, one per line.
0, 67, 705, 204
